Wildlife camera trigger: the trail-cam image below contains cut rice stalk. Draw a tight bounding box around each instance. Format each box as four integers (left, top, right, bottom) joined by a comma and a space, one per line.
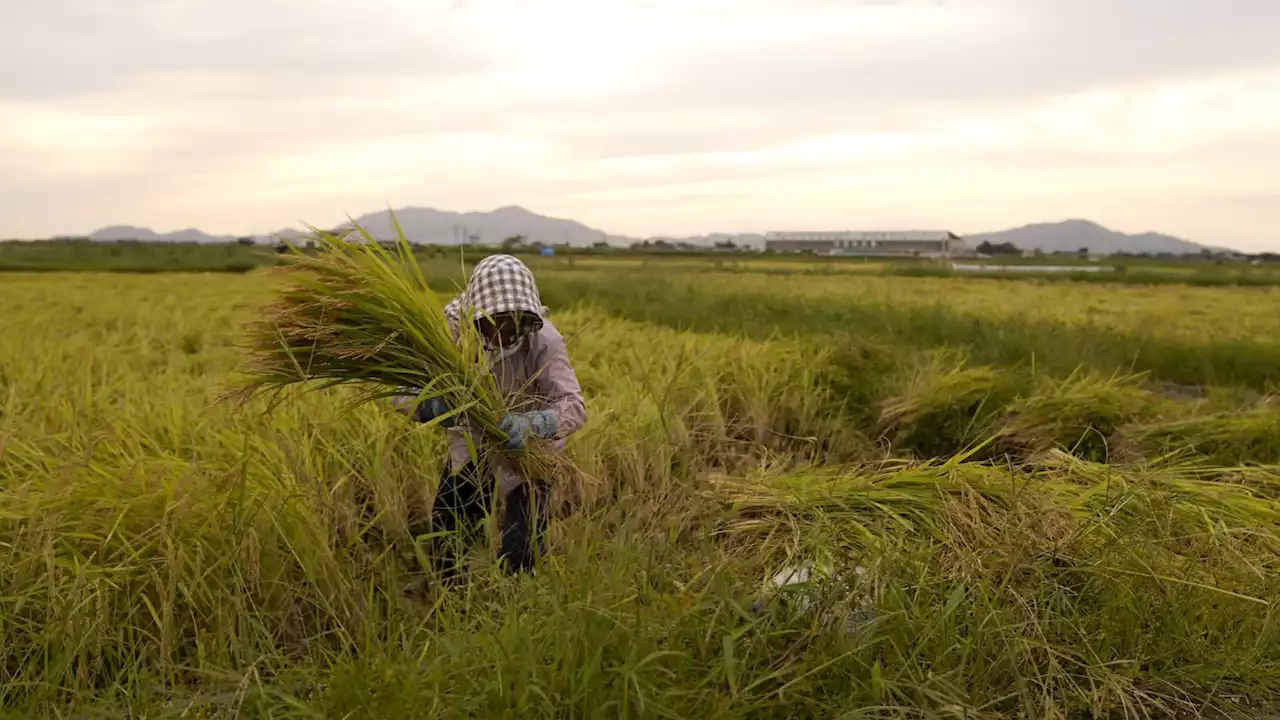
224, 215, 564, 484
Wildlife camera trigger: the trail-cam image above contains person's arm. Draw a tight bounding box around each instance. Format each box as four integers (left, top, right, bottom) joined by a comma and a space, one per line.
531, 323, 587, 439
498, 323, 586, 450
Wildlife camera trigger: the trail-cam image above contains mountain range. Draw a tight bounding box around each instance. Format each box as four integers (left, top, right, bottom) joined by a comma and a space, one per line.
78, 207, 1230, 255
964, 219, 1221, 255
336, 205, 618, 247
87, 225, 239, 244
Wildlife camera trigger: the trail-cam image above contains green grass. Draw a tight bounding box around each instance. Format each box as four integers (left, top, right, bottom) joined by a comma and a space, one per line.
0, 239, 275, 273
536, 271, 1280, 392
4, 267, 1280, 717
891, 264, 1280, 287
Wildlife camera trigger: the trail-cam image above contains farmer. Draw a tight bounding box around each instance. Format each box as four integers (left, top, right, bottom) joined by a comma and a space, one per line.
394, 254, 586, 578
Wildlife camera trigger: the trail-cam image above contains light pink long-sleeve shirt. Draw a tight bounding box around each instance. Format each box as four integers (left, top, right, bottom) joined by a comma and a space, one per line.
431, 254, 587, 496
445, 318, 586, 496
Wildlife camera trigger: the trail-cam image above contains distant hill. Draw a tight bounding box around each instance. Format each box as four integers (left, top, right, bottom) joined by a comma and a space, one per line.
965, 219, 1218, 255
88, 226, 162, 242
88, 226, 235, 243
163, 228, 236, 244
83, 206, 622, 247
337, 205, 618, 247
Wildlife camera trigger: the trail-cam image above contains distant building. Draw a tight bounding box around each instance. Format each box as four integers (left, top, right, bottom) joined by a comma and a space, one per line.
764, 230, 966, 257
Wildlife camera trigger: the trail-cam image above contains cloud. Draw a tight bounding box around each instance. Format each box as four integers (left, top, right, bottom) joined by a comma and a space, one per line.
2, 1, 491, 100
3, 0, 1280, 250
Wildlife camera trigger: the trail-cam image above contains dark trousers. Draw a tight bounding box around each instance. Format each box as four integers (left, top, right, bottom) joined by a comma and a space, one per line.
427, 462, 550, 578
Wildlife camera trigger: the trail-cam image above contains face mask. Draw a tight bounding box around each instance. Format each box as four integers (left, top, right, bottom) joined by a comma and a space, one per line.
486, 334, 525, 363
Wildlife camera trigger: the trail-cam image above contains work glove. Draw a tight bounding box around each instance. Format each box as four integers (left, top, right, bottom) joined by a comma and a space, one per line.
498, 411, 557, 452
393, 389, 456, 428
415, 397, 455, 427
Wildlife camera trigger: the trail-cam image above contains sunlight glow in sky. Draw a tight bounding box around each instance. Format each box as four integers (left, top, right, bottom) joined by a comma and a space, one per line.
3, 0, 1279, 250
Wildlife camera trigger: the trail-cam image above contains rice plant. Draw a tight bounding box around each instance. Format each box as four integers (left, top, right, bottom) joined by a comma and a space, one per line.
5, 258, 1280, 717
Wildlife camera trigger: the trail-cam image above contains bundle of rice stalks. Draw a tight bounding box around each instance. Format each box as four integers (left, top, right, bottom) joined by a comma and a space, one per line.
225, 218, 555, 482
711, 453, 1280, 554
1034, 449, 1280, 535
1120, 404, 1280, 466
705, 458, 1033, 552
995, 369, 1156, 461
876, 350, 1021, 458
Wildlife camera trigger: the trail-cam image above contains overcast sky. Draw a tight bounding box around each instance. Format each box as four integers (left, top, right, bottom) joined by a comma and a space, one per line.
3, 0, 1279, 250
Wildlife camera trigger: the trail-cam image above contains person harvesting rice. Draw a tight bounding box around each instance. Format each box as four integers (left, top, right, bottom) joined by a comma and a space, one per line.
393, 254, 586, 578
234, 226, 584, 579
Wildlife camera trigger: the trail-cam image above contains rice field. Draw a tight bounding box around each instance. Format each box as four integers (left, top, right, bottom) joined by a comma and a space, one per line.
2, 261, 1280, 718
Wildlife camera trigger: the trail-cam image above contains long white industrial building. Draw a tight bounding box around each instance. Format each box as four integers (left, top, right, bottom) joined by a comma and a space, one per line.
764, 230, 966, 257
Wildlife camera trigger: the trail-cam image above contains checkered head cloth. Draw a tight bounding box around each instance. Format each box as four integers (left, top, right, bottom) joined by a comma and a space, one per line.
443, 254, 545, 328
